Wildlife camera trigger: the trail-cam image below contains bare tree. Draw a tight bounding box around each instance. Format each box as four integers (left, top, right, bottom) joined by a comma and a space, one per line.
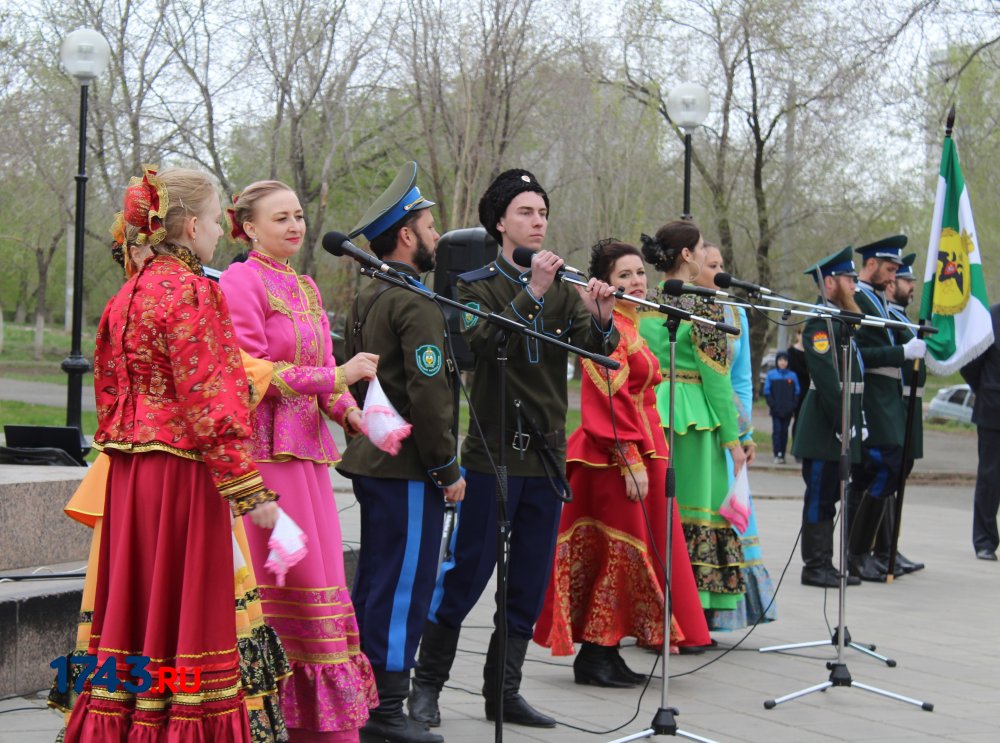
607, 0, 907, 381
245, 0, 391, 275
400, 0, 562, 231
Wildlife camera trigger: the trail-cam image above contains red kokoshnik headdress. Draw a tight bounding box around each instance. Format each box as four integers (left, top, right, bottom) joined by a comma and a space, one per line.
109, 164, 170, 249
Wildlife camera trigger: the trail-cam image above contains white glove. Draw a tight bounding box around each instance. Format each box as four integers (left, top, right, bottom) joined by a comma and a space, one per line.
902, 337, 927, 360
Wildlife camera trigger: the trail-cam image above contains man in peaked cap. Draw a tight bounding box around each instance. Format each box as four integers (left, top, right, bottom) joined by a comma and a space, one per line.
792, 246, 864, 588
338, 161, 462, 743
877, 252, 927, 575
848, 236, 927, 582
408, 169, 617, 729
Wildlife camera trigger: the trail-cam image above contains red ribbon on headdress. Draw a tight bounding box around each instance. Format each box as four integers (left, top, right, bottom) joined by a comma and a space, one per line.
226, 192, 251, 243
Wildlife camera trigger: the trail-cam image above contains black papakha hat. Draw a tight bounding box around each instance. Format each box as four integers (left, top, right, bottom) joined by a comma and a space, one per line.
478, 169, 549, 245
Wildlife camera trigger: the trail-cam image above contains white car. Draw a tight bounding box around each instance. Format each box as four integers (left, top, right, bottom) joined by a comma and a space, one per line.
925, 383, 975, 424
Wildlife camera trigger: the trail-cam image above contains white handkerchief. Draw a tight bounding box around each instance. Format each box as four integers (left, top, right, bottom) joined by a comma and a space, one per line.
361, 376, 413, 455
265, 508, 308, 587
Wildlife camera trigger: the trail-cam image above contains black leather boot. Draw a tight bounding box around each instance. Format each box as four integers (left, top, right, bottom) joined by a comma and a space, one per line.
801, 520, 837, 587
573, 642, 637, 688
800, 521, 859, 587
847, 494, 888, 582
408, 621, 460, 727
482, 633, 556, 728
361, 669, 443, 743
872, 495, 924, 574
872, 496, 905, 578
610, 645, 647, 684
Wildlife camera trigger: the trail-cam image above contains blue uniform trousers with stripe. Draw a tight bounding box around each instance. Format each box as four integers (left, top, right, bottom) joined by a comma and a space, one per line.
802, 458, 843, 524
352, 476, 445, 672
851, 445, 903, 500
428, 470, 561, 640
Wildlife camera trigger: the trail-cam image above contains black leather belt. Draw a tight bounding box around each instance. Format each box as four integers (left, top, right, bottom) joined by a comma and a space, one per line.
481, 423, 566, 452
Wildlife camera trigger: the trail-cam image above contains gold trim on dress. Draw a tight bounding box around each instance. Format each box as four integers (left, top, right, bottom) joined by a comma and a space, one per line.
93, 440, 203, 461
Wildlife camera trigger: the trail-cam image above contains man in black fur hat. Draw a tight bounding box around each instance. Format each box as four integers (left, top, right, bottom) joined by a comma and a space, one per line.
409, 169, 618, 729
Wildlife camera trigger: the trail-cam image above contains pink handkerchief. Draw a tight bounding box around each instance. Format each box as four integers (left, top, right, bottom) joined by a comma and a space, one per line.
720, 466, 751, 534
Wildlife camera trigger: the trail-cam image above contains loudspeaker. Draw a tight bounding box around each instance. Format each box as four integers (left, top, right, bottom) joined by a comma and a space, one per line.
433, 227, 498, 371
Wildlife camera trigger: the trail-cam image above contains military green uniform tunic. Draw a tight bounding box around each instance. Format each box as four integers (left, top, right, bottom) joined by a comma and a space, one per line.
338, 262, 460, 487
456, 253, 618, 476
854, 282, 907, 448
888, 302, 925, 460
791, 309, 864, 463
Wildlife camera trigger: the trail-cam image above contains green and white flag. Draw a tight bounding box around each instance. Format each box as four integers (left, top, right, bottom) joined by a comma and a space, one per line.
919, 133, 993, 374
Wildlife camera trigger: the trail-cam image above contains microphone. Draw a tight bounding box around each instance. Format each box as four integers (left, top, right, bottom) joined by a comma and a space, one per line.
714, 272, 774, 296
323, 231, 393, 274
661, 279, 730, 299
511, 246, 586, 276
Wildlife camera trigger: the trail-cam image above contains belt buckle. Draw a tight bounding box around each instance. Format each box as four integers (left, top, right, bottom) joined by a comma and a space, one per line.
511, 432, 531, 452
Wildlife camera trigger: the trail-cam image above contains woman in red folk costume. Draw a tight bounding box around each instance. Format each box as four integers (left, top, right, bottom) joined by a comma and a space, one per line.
534, 240, 710, 687
66, 167, 282, 742
219, 181, 379, 742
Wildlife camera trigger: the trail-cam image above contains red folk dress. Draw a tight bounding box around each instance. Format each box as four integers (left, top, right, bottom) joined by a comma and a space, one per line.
534, 304, 710, 654
66, 254, 272, 743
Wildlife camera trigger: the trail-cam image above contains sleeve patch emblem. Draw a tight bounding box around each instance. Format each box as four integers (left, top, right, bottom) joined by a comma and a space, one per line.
812, 331, 830, 354
462, 302, 480, 330
416, 344, 443, 376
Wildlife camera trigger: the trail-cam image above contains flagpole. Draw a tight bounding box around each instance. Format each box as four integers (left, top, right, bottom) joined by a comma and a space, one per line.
888, 104, 957, 582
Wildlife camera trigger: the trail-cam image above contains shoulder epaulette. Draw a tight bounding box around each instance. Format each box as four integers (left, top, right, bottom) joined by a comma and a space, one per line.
458, 263, 499, 283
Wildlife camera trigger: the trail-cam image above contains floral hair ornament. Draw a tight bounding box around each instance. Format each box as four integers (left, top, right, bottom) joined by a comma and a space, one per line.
639, 233, 661, 253
226, 191, 251, 243
122, 164, 169, 246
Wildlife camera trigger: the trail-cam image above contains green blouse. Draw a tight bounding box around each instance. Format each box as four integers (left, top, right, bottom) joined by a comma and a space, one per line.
638, 289, 740, 448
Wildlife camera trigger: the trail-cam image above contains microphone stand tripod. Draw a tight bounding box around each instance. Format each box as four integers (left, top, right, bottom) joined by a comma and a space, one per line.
733, 298, 933, 713
602, 290, 740, 743
356, 266, 620, 742
711, 290, 934, 674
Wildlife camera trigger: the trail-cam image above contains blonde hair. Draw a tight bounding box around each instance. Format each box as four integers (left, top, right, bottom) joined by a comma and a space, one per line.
113, 168, 219, 273
232, 180, 295, 243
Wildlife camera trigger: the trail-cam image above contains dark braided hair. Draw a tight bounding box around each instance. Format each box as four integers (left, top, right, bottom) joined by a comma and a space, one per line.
588, 238, 641, 282
640, 219, 702, 273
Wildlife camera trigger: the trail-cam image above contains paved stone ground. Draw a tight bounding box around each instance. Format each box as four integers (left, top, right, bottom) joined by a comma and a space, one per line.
3, 461, 998, 742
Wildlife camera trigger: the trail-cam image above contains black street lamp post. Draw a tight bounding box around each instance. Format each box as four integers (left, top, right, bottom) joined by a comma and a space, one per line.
59, 28, 110, 451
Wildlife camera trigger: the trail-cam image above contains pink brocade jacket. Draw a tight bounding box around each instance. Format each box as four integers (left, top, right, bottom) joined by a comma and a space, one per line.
220, 251, 357, 464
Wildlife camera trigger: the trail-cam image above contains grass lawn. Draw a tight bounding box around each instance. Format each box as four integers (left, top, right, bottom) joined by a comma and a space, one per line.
0, 324, 96, 383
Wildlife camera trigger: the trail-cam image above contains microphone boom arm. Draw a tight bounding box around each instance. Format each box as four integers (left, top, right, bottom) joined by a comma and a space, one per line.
358, 267, 621, 369
555, 272, 740, 336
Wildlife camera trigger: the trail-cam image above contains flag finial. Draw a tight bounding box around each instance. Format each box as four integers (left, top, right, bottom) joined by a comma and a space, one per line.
946, 104, 956, 138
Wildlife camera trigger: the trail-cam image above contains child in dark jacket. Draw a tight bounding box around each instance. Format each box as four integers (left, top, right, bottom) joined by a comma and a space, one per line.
764, 350, 801, 463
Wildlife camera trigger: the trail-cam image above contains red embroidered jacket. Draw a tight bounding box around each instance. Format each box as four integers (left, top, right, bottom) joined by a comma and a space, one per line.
93, 255, 271, 511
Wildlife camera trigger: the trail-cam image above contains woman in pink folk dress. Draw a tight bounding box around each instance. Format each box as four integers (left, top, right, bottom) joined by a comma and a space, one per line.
220, 180, 380, 742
